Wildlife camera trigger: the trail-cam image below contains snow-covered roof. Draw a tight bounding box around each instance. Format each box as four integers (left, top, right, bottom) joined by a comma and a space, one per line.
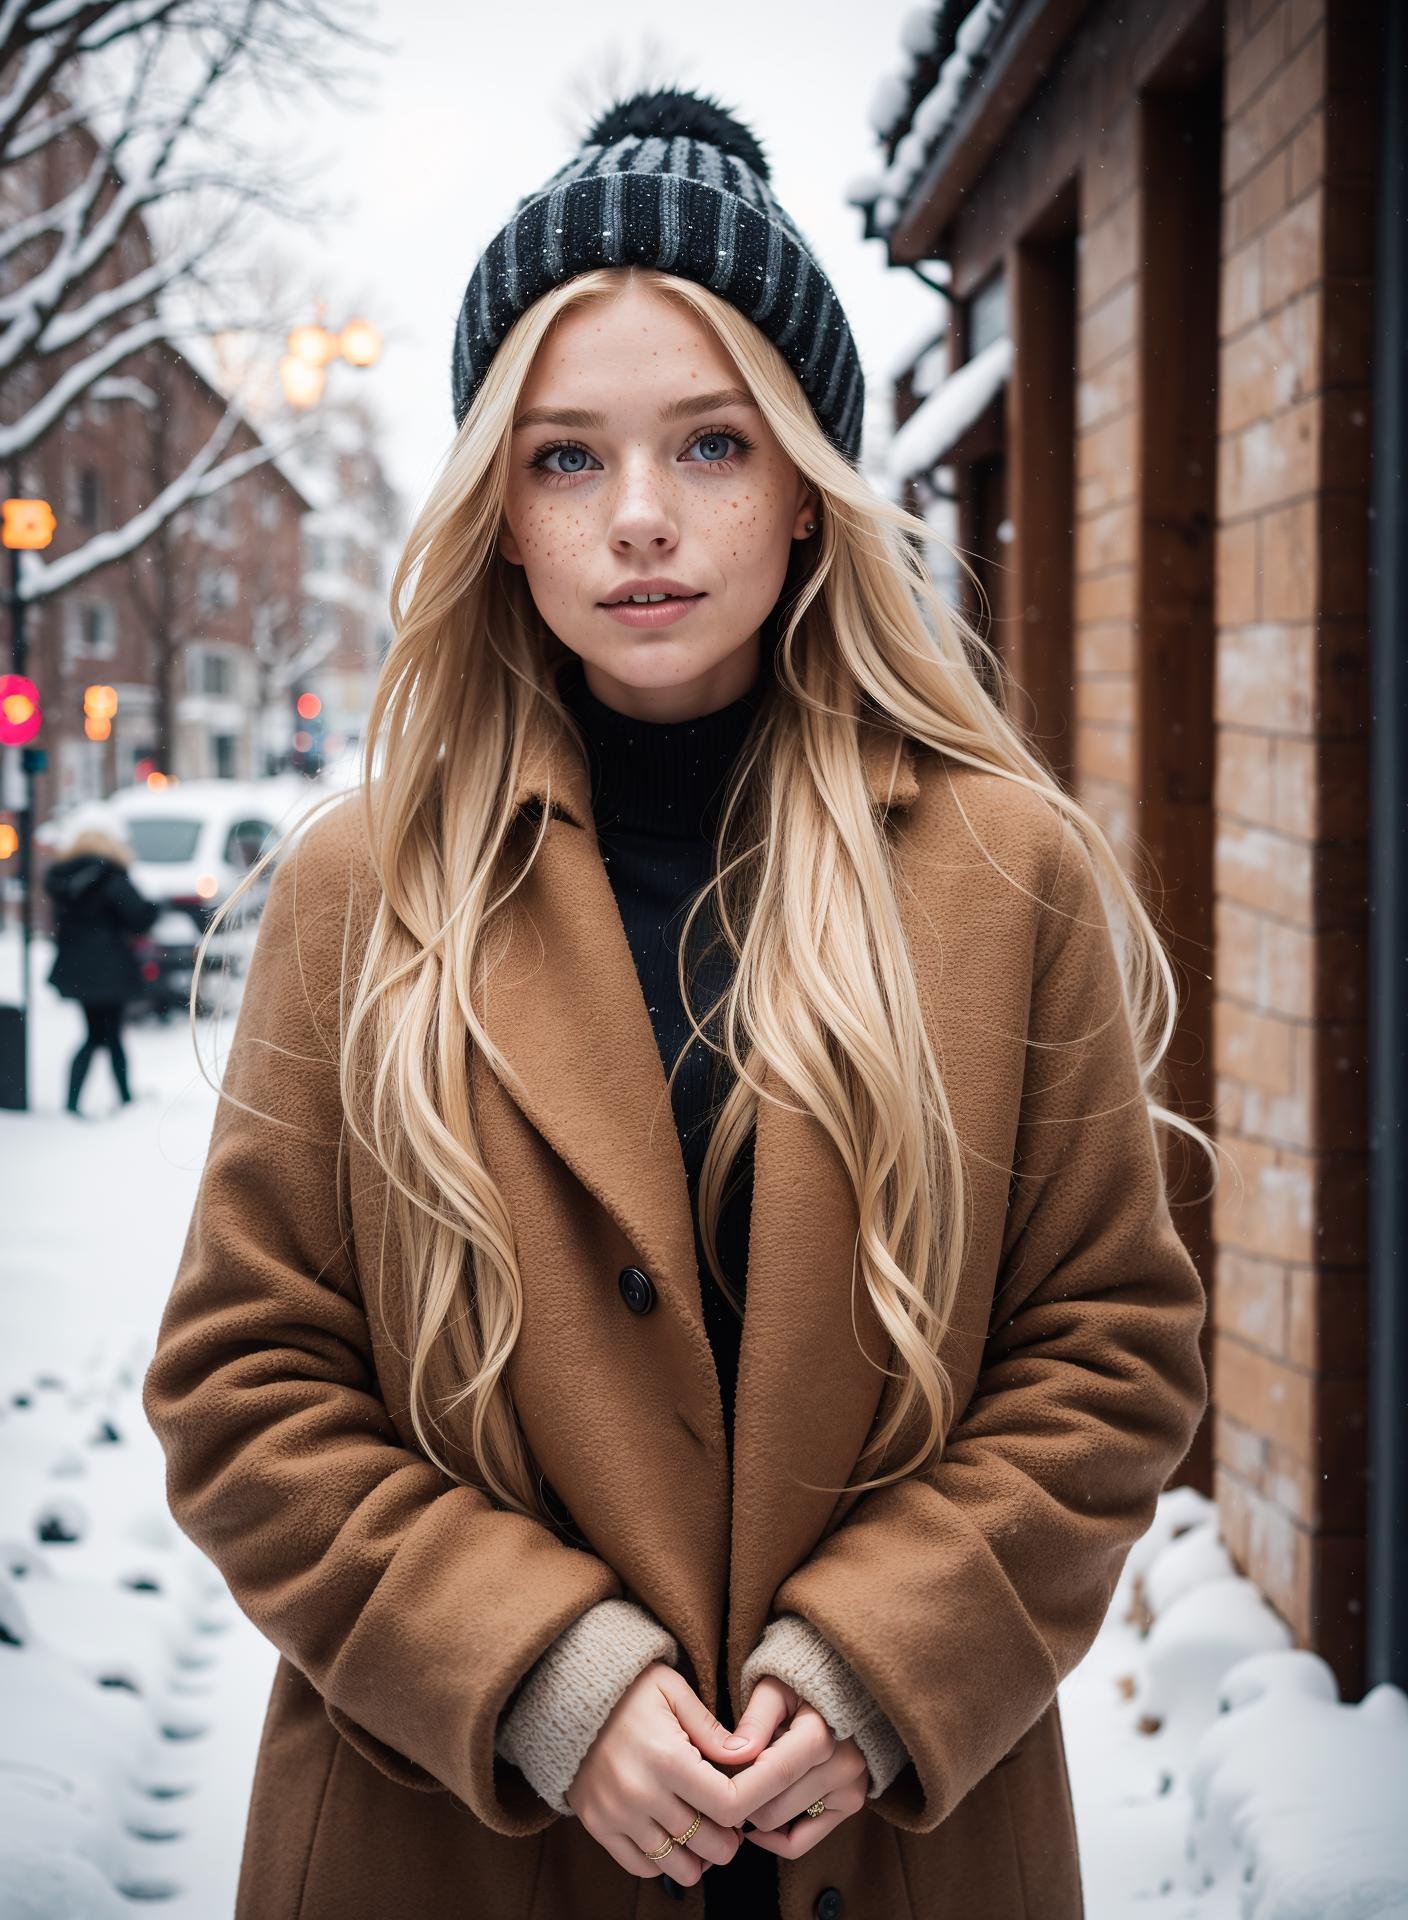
852, 0, 1017, 238
886, 333, 1012, 485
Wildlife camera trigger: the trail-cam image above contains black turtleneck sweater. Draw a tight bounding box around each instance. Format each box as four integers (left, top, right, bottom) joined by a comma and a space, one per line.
556, 651, 764, 1455
556, 651, 782, 1914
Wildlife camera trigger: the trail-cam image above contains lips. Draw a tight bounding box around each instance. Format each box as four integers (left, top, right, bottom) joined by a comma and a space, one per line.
599, 580, 704, 605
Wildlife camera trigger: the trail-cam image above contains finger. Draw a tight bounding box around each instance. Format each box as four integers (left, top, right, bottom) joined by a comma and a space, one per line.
629, 1821, 704, 1887
723, 1675, 793, 1761
639, 1793, 741, 1871
748, 1745, 867, 1833
744, 1784, 866, 1860
725, 1708, 836, 1824
660, 1668, 773, 1767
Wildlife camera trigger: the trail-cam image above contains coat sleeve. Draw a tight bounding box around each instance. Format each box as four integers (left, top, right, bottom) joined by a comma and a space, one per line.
140, 814, 625, 1837
768, 810, 1210, 1834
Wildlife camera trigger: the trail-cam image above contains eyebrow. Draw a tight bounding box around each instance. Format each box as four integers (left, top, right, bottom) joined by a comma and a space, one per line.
512, 386, 757, 431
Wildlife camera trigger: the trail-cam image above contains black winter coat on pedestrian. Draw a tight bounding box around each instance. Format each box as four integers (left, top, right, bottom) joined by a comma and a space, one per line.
44, 855, 159, 1005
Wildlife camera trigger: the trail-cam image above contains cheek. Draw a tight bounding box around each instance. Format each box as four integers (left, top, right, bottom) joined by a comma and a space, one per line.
698, 475, 792, 568
506, 489, 595, 586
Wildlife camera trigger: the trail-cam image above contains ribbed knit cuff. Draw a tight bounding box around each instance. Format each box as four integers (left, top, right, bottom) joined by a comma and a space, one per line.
739, 1613, 911, 1799
494, 1598, 680, 1815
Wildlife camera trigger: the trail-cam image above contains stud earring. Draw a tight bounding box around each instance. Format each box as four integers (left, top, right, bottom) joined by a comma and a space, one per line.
804, 519, 816, 534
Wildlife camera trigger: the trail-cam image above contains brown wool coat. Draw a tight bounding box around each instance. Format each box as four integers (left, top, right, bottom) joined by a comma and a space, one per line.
141, 718, 1209, 1920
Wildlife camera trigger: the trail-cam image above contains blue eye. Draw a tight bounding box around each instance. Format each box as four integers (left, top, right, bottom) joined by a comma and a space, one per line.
688, 432, 735, 463
540, 444, 598, 475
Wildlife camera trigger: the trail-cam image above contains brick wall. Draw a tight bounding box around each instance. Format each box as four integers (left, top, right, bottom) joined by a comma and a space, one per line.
1210, 0, 1375, 1695
1072, 103, 1141, 868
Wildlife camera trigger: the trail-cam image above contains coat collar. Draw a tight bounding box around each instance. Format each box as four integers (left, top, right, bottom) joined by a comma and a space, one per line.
507, 698, 922, 826
475, 702, 924, 1709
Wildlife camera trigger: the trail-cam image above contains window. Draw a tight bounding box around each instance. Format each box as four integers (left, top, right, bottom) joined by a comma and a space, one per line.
258, 492, 281, 531
198, 651, 234, 696
224, 818, 274, 870
70, 466, 103, 529
70, 600, 116, 658
126, 817, 203, 861
967, 269, 1008, 360
197, 565, 239, 613
212, 733, 237, 779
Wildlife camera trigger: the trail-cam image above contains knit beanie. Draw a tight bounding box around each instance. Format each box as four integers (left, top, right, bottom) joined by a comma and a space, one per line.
450, 87, 865, 464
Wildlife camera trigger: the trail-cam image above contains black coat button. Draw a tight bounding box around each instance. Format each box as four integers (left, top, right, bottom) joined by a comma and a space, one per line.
618, 1266, 656, 1315
814, 1892, 845, 1920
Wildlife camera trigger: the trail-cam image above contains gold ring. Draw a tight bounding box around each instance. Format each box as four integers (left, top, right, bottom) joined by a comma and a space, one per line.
803, 1798, 827, 1818
643, 1834, 675, 1860
671, 1810, 703, 1846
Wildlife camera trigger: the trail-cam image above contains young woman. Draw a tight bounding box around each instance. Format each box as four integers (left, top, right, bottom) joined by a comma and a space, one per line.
143, 90, 1211, 1920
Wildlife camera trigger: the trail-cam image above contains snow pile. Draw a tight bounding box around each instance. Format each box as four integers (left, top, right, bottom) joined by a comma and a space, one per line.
1062, 1484, 1408, 1917
1188, 1656, 1408, 1917
0, 1347, 240, 1915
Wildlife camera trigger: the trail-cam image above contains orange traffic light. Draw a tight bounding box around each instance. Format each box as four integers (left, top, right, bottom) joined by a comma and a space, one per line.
1, 497, 56, 550
0, 674, 41, 745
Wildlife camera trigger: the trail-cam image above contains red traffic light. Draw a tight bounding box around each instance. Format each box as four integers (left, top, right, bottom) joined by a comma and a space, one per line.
0, 673, 41, 746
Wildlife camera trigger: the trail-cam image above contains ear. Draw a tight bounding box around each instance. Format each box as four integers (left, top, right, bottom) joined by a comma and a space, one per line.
498, 518, 524, 567
791, 481, 819, 542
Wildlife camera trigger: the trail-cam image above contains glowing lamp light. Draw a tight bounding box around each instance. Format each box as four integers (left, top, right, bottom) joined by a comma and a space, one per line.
1, 497, 56, 550
339, 318, 383, 367
279, 354, 326, 409
296, 691, 322, 720
84, 683, 118, 720
0, 674, 41, 745
0, 821, 18, 860
288, 324, 339, 368
145, 770, 172, 790
84, 715, 111, 741
196, 873, 219, 899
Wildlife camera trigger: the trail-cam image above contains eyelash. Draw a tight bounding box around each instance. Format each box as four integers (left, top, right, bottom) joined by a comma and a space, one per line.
525, 424, 757, 486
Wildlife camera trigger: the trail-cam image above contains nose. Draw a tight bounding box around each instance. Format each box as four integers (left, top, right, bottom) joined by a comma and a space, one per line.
606, 448, 680, 556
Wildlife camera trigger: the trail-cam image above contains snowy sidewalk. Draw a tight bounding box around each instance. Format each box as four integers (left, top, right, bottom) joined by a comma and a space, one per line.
3, 925, 1406, 1916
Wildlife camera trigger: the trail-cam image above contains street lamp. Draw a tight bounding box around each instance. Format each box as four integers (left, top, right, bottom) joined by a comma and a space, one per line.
279, 304, 383, 408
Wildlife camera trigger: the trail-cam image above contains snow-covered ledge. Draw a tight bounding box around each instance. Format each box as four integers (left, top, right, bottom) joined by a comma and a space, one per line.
1062, 1485, 1408, 1916
885, 334, 1012, 489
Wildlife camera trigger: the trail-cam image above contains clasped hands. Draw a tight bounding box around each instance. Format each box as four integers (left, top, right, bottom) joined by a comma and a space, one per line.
565, 1661, 869, 1886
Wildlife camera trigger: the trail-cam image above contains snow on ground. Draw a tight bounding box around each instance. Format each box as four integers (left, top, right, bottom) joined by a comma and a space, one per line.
1060, 1484, 1408, 1917
1, 924, 275, 1918
3, 917, 1406, 1916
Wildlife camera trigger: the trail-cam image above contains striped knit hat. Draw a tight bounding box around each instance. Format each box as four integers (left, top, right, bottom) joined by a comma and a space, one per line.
450, 88, 865, 463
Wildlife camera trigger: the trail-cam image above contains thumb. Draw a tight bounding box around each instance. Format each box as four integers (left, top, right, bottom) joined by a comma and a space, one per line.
724, 1675, 793, 1758
658, 1669, 780, 1764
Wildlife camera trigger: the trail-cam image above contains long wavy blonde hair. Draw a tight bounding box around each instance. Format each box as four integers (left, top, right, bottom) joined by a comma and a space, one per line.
195, 264, 1216, 1528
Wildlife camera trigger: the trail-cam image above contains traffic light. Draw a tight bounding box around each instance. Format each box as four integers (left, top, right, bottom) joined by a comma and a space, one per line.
1, 498, 56, 550
0, 674, 41, 746
290, 688, 325, 775
83, 683, 118, 742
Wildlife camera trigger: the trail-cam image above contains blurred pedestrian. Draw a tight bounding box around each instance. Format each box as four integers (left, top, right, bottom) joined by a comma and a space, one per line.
44, 806, 158, 1115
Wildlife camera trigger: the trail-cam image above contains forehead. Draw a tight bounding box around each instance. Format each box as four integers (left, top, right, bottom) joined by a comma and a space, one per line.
520, 278, 742, 404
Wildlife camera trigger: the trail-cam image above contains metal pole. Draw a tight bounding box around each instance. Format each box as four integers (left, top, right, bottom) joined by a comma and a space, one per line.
4, 535, 32, 1109
1366, 0, 1407, 1690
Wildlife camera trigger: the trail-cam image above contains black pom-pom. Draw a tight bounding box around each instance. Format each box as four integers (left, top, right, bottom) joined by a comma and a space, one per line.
584, 87, 771, 182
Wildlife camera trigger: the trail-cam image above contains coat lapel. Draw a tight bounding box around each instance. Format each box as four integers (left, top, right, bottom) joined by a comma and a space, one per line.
477, 695, 921, 1708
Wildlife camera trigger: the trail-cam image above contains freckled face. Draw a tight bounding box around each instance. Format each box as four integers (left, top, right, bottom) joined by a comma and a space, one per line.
498, 278, 816, 721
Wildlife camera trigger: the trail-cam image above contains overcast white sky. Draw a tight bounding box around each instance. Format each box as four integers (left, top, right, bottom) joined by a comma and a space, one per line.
263, 0, 940, 516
